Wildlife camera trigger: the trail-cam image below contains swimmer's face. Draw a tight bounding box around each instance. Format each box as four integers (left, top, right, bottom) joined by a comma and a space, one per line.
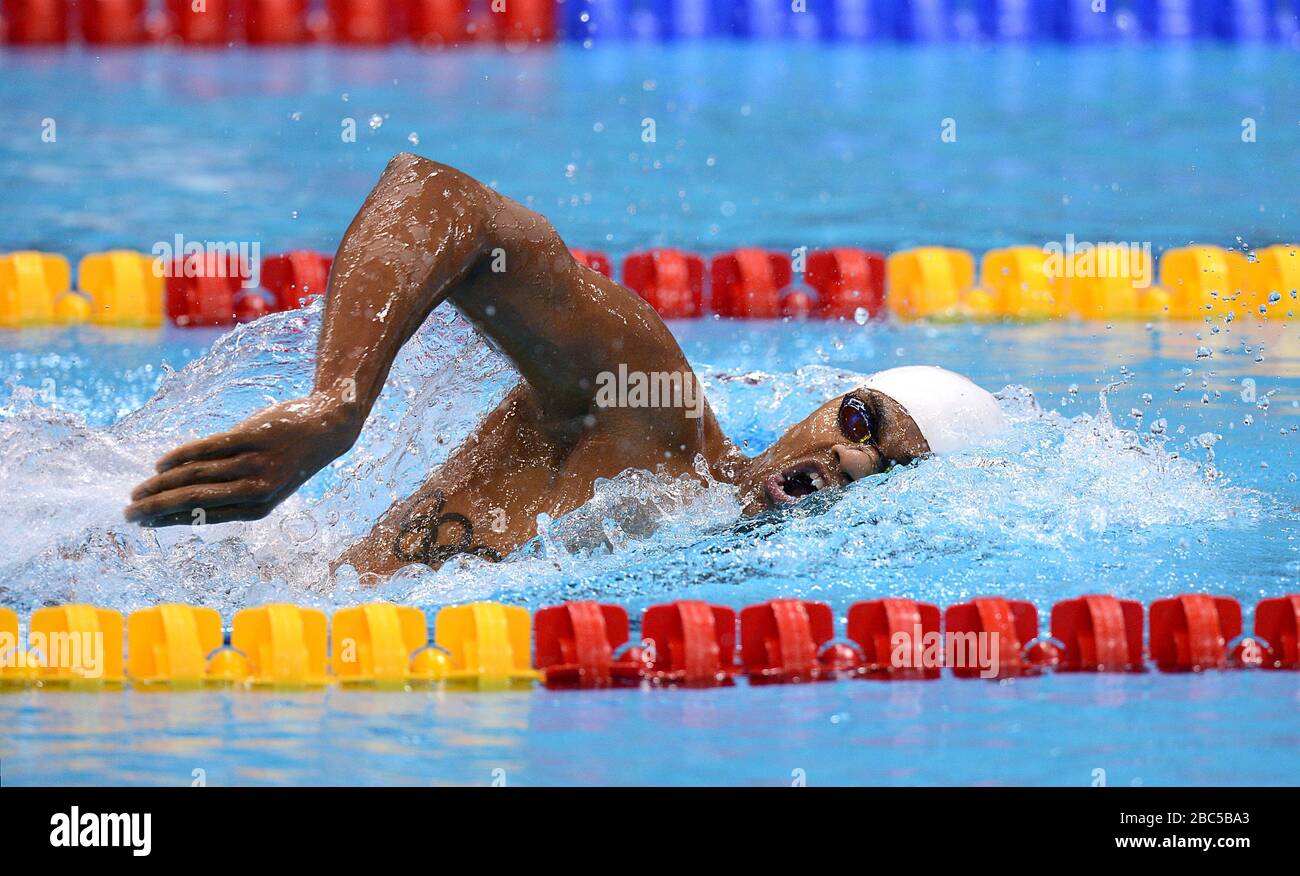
737, 388, 930, 514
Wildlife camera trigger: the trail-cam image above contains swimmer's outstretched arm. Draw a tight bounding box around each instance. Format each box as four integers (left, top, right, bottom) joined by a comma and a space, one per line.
126, 152, 693, 526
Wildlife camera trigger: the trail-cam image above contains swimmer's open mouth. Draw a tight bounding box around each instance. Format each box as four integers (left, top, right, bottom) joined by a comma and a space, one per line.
764, 460, 838, 506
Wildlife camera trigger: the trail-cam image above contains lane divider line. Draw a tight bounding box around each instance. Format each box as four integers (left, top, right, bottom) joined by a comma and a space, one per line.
0, 592, 1295, 690
2, 243, 1295, 329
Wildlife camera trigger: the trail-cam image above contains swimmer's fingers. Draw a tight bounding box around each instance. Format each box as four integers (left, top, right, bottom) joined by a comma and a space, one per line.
134, 502, 275, 528
154, 431, 259, 473
123, 480, 273, 525
130, 455, 258, 501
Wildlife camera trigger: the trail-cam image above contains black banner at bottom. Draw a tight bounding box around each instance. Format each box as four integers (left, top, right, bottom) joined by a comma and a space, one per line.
0, 786, 1292, 860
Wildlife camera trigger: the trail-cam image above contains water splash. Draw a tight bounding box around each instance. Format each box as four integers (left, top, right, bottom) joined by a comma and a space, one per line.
0, 307, 1265, 616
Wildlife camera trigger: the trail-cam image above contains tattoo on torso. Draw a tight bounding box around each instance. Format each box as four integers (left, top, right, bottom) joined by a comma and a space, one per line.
392, 490, 502, 566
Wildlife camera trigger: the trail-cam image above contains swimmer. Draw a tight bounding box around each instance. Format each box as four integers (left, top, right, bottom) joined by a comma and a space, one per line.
125, 153, 1006, 574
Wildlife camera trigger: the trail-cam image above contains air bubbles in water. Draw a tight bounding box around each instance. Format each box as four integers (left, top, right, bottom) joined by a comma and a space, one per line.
279, 512, 319, 545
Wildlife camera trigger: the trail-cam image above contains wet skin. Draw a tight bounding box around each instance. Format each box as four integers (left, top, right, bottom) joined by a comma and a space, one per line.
125, 153, 929, 574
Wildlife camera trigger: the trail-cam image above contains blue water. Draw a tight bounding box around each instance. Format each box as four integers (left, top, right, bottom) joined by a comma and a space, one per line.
3, 43, 1298, 259
2, 44, 1300, 786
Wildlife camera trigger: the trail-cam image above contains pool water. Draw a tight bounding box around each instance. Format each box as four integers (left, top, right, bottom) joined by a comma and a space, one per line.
2, 43, 1300, 786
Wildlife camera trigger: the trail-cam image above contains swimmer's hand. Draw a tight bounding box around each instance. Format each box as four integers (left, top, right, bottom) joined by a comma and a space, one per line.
124, 394, 357, 527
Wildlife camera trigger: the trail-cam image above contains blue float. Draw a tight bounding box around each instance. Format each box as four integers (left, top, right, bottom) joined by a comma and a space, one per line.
560, 0, 1298, 42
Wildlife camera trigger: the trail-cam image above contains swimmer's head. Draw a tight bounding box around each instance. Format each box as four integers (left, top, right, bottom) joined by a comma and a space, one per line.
736, 366, 1008, 514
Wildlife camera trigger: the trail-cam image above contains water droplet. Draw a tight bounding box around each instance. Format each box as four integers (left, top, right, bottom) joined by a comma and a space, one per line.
407, 132, 420, 146
1195, 346, 1212, 359
368, 114, 383, 130
853, 307, 868, 325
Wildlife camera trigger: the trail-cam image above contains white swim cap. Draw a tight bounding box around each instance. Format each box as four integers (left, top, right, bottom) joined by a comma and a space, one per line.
862, 366, 1007, 454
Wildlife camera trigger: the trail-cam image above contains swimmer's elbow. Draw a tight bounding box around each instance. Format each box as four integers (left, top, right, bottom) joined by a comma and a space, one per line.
386, 150, 450, 177
382, 151, 568, 275
385, 152, 485, 200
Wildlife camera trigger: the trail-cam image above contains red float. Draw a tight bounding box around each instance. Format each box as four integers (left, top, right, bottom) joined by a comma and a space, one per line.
740, 599, 845, 684
499, 0, 553, 43
234, 292, 272, 323
81, 0, 147, 44
779, 289, 814, 319
326, 0, 398, 44
1149, 594, 1242, 672
569, 248, 611, 278
164, 0, 235, 45
245, 0, 309, 43
622, 249, 704, 319
944, 597, 1046, 678
805, 247, 886, 320
1252, 594, 1299, 670
2, 0, 69, 43
260, 250, 332, 311
406, 0, 470, 45
534, 601, 642, 689
847, 598, 942, 679
640, 600, 736, 687
165, 252, 246, 327
1050, 594, 1144, 672
709, 249, 791, 318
